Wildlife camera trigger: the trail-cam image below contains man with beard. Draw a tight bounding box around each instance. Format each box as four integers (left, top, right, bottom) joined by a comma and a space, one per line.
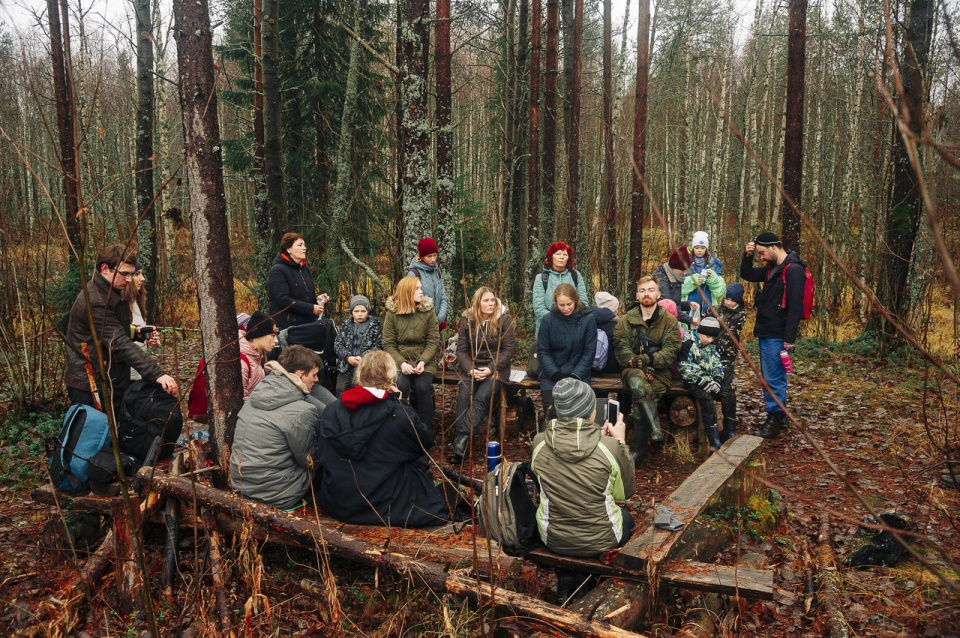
740, 231, 808, 439
613, 276, 682, 462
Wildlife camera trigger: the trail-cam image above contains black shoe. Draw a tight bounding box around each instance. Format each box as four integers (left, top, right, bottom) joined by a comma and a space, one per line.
756, 412, 782, 439
941, 473, 960, 490
449, 434, 469, 464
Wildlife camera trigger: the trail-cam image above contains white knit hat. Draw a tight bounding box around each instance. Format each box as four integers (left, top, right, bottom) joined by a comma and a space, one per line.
594, 291, 620, 313
692, 231, 709, 248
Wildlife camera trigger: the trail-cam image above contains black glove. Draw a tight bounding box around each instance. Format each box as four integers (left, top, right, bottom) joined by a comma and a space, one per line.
551, 371, 564, 382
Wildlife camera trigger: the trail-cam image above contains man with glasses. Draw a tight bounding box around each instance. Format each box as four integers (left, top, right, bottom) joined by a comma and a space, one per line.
65, 244, 177, 411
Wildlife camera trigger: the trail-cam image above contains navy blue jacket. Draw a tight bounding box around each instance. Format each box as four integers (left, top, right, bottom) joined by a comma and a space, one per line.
537, 308, 597, 391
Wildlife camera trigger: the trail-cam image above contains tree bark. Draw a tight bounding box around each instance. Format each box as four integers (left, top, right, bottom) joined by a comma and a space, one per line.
780, 0, 807, 252
262, 0, 286, 232
134, 0, 158, 319
400, 0, 432, 258
542, 0, 559, 243
560, 0, 582, 243
47, 0, 83, 258
629, 0, 651, 285
527, 0, 542, 279
172, 0, 244, 481
252, 0, 273, 309
601, 0, 615, 290
435, 0, 456, 304
874, 0, 934, 346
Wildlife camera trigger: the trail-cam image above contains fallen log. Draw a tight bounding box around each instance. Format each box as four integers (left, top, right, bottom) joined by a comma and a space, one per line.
817, 516, 850, 638
444, 569, 650, 638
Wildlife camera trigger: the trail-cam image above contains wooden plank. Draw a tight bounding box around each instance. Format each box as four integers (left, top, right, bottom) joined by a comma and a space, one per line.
615, 435, 765, 571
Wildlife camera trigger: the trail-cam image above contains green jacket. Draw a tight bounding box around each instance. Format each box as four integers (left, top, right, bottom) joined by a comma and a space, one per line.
681, 271, 727, 308
382, 296, 440, 375
531, 417, 635, 557
613, 302, 682, 375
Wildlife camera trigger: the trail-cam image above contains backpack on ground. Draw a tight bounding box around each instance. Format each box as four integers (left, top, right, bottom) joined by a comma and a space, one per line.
593, 329, 610, 372
48, 404, 110, 493
118, 380, 184, 464
187, 354, 250, 422
86, 447, 139, 496
479, 461, 541, 555
781, 262, 815, 320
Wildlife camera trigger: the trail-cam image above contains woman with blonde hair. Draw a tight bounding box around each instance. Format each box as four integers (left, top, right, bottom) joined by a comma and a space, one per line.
450, 287, 516, 463
316, 350, 454, 527
382, 276, 440, 427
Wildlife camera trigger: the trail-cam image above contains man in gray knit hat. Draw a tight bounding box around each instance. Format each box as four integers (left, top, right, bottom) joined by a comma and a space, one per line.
530, 378, 635, 562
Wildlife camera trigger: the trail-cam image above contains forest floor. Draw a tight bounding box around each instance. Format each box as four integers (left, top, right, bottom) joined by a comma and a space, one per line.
1, 338, 959, 636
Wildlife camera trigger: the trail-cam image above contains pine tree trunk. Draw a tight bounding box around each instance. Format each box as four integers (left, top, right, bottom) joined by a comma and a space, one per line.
506, 0, 529, 302
252, 0, 272, 308
435, 0, 456, 303
47, 0, 83, 258
263, 0, 285, 231
400, 0, 432, 258
560, 0, 582, 243
542, 0, 559, 242
629, 0, 650, 285
528, 0, 542, 278
601, 0, 615, 291
172, 0, 243, 482
780, 0, 807, 252
134, 0, 158, 318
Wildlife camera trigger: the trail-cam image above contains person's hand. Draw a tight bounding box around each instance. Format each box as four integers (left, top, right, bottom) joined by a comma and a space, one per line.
551, 371, 564, 382
401, 362, 416, 375
415, 361, 425, 374
157, 374, 178, 395
317, 293, 329, 306
699, 379, 721, 394
696, 274, 706, 285
147, 333, 161, 348
783, 342, 794, 350
313, 304, 323, 316
745, 242, 756, 256
604, 413, 627, 444
688, 301, 700, 313
348, 356, 361, 367
645, 372, 654, 382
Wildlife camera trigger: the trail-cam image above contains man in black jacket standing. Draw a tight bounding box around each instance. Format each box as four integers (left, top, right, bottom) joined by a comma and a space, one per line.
739, 231, 807, 438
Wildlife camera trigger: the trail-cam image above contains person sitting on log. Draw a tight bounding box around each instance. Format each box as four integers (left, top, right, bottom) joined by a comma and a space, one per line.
316, 350, 465, 527
530, 378, 635, 601
230, 345, 333, 510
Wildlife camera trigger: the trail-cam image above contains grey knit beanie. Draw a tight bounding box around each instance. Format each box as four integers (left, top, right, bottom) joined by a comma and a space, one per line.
553, 378, 596, 419
350, 295, 371, 312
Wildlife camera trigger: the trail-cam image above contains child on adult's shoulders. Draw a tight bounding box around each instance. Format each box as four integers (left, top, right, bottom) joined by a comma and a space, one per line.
679, 316, 725, 452
682, 231, 726, 311
333, 295, 383, 396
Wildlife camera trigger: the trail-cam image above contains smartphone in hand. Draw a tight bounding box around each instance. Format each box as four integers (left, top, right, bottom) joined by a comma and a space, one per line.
606, 399, 619, 425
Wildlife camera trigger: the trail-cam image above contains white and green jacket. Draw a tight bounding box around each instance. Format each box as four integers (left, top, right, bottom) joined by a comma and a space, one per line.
530, 417, 635, 558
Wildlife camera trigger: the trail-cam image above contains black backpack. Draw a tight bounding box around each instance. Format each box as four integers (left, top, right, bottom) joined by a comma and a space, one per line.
118, 380, 183, 464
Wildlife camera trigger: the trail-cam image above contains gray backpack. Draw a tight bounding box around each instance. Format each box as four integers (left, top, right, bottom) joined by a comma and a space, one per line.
479, 461, 541, 555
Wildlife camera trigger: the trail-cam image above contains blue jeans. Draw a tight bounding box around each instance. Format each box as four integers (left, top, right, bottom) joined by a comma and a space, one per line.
758, 338, 787, 414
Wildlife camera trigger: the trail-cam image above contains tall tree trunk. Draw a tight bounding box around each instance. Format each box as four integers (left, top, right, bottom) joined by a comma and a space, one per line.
435, 0, 456, 304
134, 0, 158, 318
601, 0, 615, 290
252, 0, 272, 308
780, 0, 807, 252
400, 0, 432, 258
172, 0, 243, 483
47, 0, 83, 260
629, 0, 650, 286
263, 0, 285, 232
873, 0, 934, 344
527, 0, 542, 279
560, 0, 582, 243
542, 0, 559, 243
506, 0, 529, 302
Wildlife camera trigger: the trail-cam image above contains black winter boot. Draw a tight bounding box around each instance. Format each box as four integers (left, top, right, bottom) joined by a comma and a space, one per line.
629, 414, 649, 464
705, 425, 722, 452
720, 418, 738, 443
639, 400, 664, 444
449, 434, 470, 464
756, 412, 782, 439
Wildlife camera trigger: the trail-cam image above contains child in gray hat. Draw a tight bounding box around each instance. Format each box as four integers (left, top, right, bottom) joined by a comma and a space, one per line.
333, 295, 382, 395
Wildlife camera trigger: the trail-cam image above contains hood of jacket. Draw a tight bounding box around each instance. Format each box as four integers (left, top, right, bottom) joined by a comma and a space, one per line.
384, 295, 435, 314
541, 416, 601, 463
320, 388, 400, 460
272, 252, 307, 270
408, 257, 439, 276
590, 306, 616, 325
248, 361, 308, 411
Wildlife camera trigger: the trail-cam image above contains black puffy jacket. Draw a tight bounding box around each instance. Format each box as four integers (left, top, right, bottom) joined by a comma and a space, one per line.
267, 253, 317, 330
739, 250, 807, 343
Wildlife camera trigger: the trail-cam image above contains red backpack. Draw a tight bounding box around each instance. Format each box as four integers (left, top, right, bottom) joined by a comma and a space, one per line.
781, 263, 815, 320
187, 354, 250, 420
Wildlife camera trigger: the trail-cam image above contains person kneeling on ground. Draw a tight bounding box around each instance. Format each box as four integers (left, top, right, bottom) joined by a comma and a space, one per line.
316, 350, 459, 527
530, 378, 635, 601
679, 316, 725, 452
230, 345, 334, 510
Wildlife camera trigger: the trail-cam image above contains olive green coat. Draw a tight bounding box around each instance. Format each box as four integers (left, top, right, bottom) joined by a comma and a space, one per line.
382, 297, 440, 375
613, 302, 682, 376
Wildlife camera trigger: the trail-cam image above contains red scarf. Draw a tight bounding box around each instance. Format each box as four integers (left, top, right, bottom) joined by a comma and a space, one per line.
341, 385, 388, 410
281, 252, 306, 267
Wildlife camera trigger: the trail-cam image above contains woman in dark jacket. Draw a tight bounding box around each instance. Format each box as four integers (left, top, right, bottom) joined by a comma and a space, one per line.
267, 233, 328, 330
316, 350, 451, 527
537, 283, 597, 417
451, 287, 516, 463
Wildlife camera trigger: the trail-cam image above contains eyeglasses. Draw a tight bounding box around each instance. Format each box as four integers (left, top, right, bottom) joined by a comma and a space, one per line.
111, 268, 136, 279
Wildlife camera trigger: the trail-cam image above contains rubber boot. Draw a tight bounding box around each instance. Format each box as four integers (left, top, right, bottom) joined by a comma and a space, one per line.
720, 418, 738, 443
449, 434, 469, 464
756, 412, 782, 439
629, 414, 648, 464
704, 425, 722, 453
639, 400, 664, 444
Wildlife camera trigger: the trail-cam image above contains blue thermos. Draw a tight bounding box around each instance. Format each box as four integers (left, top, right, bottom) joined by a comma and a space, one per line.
487, 441, 502, 472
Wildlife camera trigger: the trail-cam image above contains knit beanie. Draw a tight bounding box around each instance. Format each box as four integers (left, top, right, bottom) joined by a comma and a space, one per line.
594, 291, 619, 313
691, 231, 709, 249
725, 283, 744, 306
245, 311, 276, 340
754, 231, 781, 247
668, 246, 691, 270
657, 299, 679, 319
698, 316, 722, 337
552, 378, 596, 419
417, 237, 439, 258
350, 295, 371, 312
236, 312, 252, 329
